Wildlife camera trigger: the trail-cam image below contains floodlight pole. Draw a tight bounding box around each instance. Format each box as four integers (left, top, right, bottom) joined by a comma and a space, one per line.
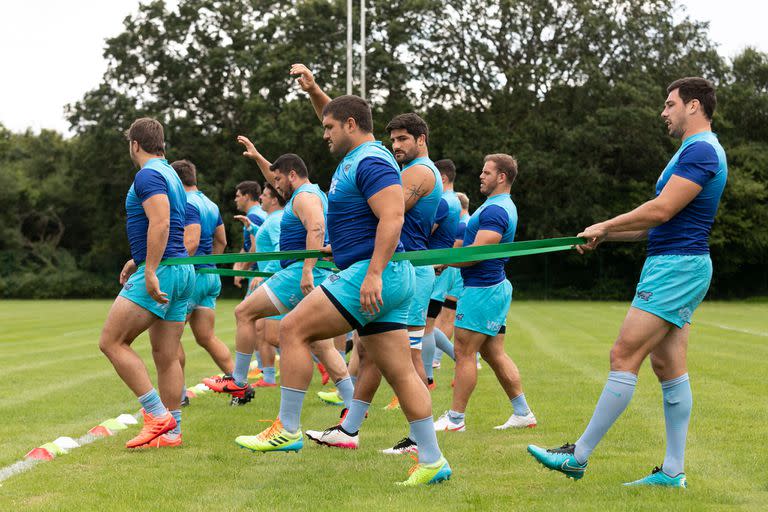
346, 0, 353, 95
360, 0, 366, 100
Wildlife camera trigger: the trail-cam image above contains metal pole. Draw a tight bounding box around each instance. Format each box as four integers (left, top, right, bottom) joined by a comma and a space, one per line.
346, 0, 353, 95
360, 0, 366, 99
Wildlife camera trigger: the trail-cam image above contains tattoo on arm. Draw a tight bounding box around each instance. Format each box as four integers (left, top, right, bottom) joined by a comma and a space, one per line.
406, 183, 426, 202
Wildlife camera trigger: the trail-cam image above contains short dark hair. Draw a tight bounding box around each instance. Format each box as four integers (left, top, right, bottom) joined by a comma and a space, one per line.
236, 181, 262, 201
484, 153, 518, 185
385, 113, 429, 144
667, 77, 717, 120
264, 183, 287, 207
124, 117, 165, 155
434, 159, 456, 183
321, 95, 373, 133
269, 153, 308, 178
171, 159, 197, 186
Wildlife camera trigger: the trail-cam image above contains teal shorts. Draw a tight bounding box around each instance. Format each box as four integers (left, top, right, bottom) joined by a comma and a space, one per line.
320, 259, 414, 335
187, 272, 221, 314
119, 264, 195, 322
455, 279, 512, 336
631, 254, 712, 328
262, 262, 333, 313
430, 267, 456, 302
407, 265, 436, 328
446, 269, 465, 299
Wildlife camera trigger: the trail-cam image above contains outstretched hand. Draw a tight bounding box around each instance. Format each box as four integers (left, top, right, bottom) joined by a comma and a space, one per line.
576, 223, 607, 254
290, 63, 317, 93
236, 135, 261, 160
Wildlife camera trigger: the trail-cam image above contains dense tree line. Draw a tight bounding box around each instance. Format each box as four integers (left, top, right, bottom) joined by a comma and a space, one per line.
1, 0, 766, 299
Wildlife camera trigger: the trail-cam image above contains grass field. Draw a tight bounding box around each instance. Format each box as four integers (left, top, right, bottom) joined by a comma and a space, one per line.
0, 299, 765, 511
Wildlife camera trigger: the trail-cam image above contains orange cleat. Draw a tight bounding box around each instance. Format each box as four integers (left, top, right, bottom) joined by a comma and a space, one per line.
252, 380, 277, 388
428, 380, 437, 391
125, 409, 176, 449
383, 395, 400, 411
317, 363, 330, 386
141, 433, 183, 448
202, 375, 250, 396
248, 368, 264, 380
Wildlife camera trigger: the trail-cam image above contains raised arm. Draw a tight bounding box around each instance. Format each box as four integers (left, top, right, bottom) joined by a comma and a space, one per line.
292, 192, 326, 295
237, 135, 275, 187
290, 63, 332, 122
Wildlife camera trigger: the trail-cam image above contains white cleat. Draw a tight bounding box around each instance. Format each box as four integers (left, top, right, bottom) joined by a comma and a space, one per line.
494, 411, 537, 430
433, 411, 466, 432
305, 425, 359, 449
382, 437, 418, 455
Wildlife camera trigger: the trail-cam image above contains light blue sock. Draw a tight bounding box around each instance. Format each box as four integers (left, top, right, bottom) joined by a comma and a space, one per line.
433, 347, 444, 364
138, 389, 167, 417
262, 366, 276, 384
335, 377, 354, 409
511, 393, 531, 416
447, 409, 465, 424
410, 417, 442, 464
661, 373, 692, 476
434, 328, 455, 361
574, 371, 638, 464
170, 409, 181, 435
421, 332, 436, 380
233, 351, 251, 386
254, 350, 262, 369
181, 386, 187, 404
311, 353, 320, 364
338, 349, 346, 361
278, 386, 306, 434
350, 375, 357, 387
340, 399, 370, 434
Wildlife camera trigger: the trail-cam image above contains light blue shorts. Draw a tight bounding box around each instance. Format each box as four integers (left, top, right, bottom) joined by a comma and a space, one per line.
631, 254, 712, 328
430, 266, 455, 302
320, 259, 414, 336
446, 269, 465, 299
119, 264, 195, 322
407, 265, 436, 328
187, 272, 221, 313
455, 279, 512, 336
262, 262, 332, 313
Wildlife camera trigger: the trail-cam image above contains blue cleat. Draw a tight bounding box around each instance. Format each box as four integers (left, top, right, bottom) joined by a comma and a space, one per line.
527, 443, 588, 480
624, 466, 687, 488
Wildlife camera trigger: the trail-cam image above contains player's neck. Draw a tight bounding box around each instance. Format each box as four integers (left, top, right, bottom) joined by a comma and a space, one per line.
345, 133, 376, 155
184, 185, 198, 192
487, 185, 511, 198
135, 152, 164, 168
443, 183, 454, 192
265, 203, 282, 214
681, 119, 711, 141
244, 200, 259, 211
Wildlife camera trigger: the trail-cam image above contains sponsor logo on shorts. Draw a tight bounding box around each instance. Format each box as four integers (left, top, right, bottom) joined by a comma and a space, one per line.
327, 274, 341, 283
486, 321, 501, 331
123, 283, 133, 290
636, 291, 653, 301
456, 313, 464, 321
678, 307, 692, 323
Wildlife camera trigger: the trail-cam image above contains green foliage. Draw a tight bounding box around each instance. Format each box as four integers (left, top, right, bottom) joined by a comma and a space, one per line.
2, 0, 766, 298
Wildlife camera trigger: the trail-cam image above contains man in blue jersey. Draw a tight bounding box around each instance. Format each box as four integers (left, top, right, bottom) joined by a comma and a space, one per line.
205, 142, 354, 409
98, 118, 194, 449
170, 160, 232, 389
528, 78, 727, 488
432, 191, 471, 370
434, 154, 537, 433
237, 64, 450, 486
233, 181, 266, 291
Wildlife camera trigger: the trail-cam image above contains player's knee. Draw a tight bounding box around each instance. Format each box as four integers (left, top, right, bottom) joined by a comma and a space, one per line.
609, 339, 636, 367
278, 316, 304, 344
234, 302, 253, 324
649, 353, 669, 379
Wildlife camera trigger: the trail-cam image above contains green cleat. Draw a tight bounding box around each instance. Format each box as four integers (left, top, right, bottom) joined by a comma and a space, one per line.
396, 456, 452, 486
624, 466, 687, 488
527, 443, 588, 480
235, 419, 303, 453
317, 389, 344, 406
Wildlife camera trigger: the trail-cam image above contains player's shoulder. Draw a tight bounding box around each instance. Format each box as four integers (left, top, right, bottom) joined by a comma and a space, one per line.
680, 139, 719, 163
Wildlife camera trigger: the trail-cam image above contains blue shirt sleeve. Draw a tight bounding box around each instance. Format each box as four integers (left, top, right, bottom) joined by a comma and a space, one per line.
455, 222, 467, 241
672, 141, 719, 187
247, 213, 264, 229
434, 199, 448, 225
478, 205, 509, 235
185, 202, 201, 226
216, 213, 223, 227
134, 168, 168, 203
356, 157, 402, 201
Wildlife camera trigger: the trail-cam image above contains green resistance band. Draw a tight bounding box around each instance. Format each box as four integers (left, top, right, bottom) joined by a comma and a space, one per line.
171, 237, 585, 275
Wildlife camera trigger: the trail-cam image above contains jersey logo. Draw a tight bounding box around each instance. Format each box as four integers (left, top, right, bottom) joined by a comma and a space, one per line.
636, 291, 653, 301
329, 178, 339, 195
327, 274, 341, 283
344, 164, 351, 173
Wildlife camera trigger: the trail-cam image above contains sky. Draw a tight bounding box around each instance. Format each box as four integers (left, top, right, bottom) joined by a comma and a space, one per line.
0, 0, 765, 135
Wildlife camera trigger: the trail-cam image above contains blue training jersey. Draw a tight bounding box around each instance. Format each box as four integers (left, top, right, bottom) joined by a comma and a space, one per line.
125, 158, 188, 263
461, 194, 517, 287
428, 190, 461, 249
647, 131, 727, 256
401, 157, 442, 251
185, 190, 223, 269
280, 183, 328, 269
455, 212, 470, 243
242, 204, 266, 252
254, 209, 284, 273
327, 141, 404, 270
